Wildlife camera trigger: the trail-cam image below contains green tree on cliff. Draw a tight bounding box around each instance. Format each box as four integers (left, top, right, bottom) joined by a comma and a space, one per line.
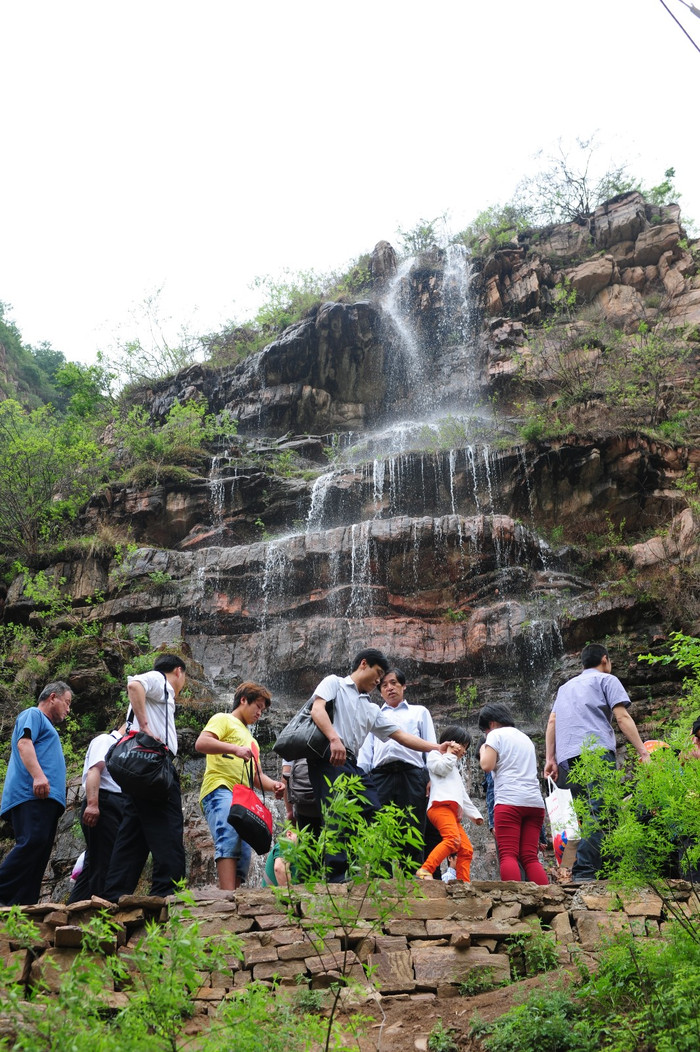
0, 398, 108, 565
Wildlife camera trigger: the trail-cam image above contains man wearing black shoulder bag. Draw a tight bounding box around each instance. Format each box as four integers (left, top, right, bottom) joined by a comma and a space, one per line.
104, 655, 187, 901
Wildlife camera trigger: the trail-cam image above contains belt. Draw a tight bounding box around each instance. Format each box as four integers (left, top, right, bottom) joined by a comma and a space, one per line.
376, 760, 424, 772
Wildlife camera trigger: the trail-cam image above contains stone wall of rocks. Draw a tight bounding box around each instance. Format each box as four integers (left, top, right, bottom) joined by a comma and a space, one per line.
2, 879, 695, 1017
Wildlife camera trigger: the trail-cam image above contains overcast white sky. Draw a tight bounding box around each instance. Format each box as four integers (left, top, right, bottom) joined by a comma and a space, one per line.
1, 0, 699, 364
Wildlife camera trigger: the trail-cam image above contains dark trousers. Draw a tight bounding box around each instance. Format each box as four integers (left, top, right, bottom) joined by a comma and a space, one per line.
560, 750, 616, 880
103, 773, 186, 900
372, 761, 429, 869
0, 799, 63, 906
308, 753, 380, 882
68, 790, 126, 903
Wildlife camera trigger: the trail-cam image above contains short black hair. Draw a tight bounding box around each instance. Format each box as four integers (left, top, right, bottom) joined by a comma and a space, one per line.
439, 724, 471, 748
381, 668, 406, 686
692, 716, 700, 738
581, 644, 608, 669
477, 703, 515, 732
154, 654, 187, 675
351, 648, 389, 673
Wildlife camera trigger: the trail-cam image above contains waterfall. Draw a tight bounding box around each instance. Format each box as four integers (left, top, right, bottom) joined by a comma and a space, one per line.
180, 234, 575, 717
441, 243, 478, 396
381, 255, 424, 394
306, 470, 337, 533
346, 522, 374, 617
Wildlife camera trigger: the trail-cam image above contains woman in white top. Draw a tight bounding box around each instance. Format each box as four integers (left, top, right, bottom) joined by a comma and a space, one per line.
478, 703, 548, 885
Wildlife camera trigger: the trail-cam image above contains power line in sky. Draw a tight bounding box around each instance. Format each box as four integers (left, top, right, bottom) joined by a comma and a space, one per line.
658, 0, 700, 54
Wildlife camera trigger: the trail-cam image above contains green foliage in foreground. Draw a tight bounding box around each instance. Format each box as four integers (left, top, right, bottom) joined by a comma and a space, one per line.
473, 923, 700, 1052
276, 775, 423, 1052
471, 632, 700, 1051
561, 633, 700, 893
0, 891, 335, 1052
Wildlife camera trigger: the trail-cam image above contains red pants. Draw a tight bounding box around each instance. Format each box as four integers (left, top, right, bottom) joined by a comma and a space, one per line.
494, 803, 548, 885
424, 801, 473, 881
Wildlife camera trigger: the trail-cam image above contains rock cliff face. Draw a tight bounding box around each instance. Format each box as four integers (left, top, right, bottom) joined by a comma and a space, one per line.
3, 193, 698, 900
8, 194, 699, 716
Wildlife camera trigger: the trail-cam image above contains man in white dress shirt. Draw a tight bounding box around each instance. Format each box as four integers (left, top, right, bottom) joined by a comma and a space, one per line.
358, 668, 436, 869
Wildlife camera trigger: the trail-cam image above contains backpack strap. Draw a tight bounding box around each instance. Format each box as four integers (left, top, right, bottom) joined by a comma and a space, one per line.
124, 672, 170, 747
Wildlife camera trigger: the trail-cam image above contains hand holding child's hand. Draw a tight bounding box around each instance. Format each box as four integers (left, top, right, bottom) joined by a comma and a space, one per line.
474, 817, 484, 825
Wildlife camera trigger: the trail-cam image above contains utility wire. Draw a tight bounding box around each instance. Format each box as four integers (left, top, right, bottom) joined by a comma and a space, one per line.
677, 0, 700, 17
657, 0, 700, 54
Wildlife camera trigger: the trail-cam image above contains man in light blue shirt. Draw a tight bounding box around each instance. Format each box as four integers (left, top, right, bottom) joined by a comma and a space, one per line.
544, 643, 649, 879
358, 668, 436, 869
0, 681, 72, 905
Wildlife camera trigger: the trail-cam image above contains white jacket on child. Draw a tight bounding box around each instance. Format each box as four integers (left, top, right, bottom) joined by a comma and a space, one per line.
427, 751, 483, 822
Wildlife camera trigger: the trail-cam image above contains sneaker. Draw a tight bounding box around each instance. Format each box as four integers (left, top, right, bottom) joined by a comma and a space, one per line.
415, 867, 433, 880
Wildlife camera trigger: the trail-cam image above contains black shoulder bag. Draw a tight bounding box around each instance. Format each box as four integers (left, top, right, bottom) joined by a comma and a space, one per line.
272, 694, 335, 761
106, 674, 175, 802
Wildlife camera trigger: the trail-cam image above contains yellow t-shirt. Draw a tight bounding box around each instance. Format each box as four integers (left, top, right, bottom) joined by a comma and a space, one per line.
198, 713, 259, 804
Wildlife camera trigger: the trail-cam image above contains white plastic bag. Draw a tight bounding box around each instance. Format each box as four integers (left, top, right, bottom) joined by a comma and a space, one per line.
545, 776, 580, 867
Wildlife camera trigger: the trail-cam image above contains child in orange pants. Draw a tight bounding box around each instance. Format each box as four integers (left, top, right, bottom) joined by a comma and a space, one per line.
416, 726, 483, 882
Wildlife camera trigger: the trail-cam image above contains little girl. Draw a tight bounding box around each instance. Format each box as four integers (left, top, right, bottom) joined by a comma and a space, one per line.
416, 725, 484, 882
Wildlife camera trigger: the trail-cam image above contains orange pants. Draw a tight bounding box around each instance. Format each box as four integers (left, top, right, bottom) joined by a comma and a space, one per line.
424, 801, 473, 881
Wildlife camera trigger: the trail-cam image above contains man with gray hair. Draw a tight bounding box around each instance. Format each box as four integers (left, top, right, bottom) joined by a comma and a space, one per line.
0, 681, 73, 905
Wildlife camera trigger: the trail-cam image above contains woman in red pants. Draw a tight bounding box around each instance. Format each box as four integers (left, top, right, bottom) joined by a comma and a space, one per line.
478, 703, 548, 885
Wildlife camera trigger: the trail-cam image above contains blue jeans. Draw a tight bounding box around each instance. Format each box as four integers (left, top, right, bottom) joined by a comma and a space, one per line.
201, 786, 252, 880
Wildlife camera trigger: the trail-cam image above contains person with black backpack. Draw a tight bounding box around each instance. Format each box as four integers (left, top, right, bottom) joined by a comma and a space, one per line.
103, 655, 187, 901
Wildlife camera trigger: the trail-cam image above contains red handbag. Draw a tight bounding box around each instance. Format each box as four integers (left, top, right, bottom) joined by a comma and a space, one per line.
227, 758, 273, 855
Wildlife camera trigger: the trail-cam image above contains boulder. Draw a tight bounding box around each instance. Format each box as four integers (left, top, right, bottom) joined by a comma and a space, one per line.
593, 192, 647, 249
371, 240, 398, 284
563, 256, 616, 300
535, 221, 592, 259
634, 223, 681, 267
594, 283, 645, 332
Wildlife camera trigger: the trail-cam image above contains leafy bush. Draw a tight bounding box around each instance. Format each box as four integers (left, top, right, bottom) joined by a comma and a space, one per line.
112, 397, 236, 485
457, 202, 533, 254
0, 398, 109, 565
427, 1018, 459, 1052
397, 215, 445, 255
474, 987, 598, 1052
478, 922, 700, 1052
0, 893, 333, 1051
507, 918, 559, 978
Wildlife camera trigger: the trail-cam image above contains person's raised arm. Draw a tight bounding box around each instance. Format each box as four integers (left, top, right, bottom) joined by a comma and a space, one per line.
194, 730, 253, 762
613, 705, 650, 763
389, 729, 450, 754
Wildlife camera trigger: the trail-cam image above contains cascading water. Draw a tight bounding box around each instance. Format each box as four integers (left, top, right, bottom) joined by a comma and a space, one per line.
184, 241, 570, 719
